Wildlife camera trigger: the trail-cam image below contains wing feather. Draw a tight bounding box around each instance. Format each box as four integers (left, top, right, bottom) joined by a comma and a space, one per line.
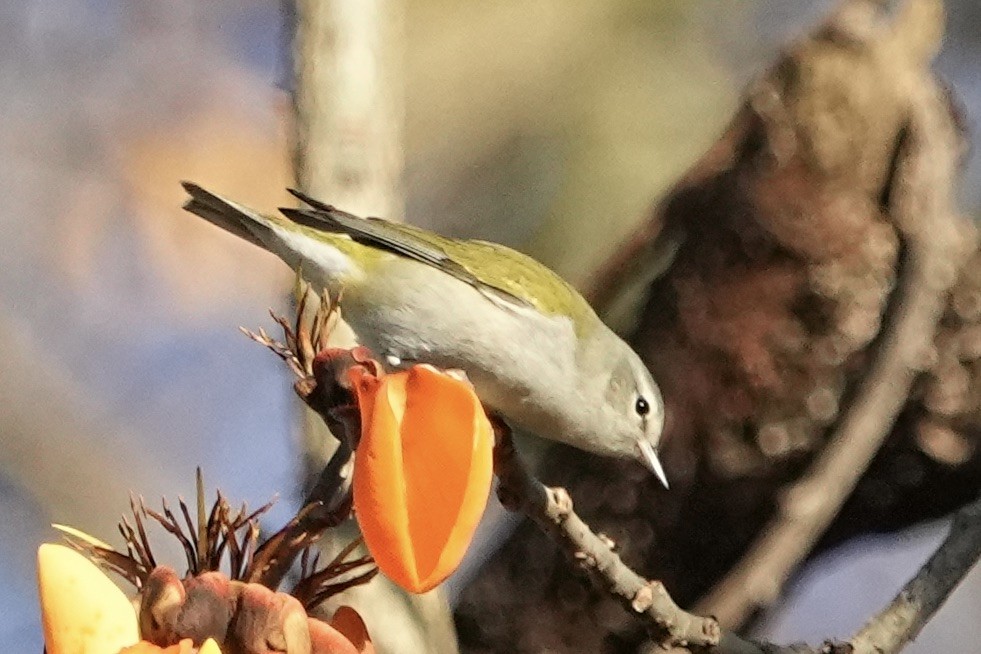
279, 197, 534, 309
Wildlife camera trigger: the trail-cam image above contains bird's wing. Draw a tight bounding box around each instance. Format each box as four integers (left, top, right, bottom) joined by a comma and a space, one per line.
281, 190, 531, 307
281, 189, 598, 331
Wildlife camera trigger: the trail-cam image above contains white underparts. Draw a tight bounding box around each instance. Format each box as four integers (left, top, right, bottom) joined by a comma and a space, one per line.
269, 226, 356, 283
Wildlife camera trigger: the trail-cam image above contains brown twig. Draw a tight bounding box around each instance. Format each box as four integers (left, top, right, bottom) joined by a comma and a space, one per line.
491, 418, 981, 654
244, 281, 360, 515
849, 494, 981, 654
492, 420, 772, 654
292, 536, 378, 612
244, 282, 363, 587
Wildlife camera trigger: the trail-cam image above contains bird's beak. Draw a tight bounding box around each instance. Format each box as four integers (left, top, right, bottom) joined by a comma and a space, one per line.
637, 439, 669, 489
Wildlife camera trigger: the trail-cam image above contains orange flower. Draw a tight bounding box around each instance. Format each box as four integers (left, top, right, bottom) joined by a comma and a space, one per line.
349, 364, 494, 593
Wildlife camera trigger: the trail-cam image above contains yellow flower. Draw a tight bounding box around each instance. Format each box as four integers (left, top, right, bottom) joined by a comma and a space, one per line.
36, 543, 222, 654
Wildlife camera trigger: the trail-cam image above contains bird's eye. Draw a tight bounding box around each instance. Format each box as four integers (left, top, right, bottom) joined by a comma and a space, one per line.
635, 396, 650, 416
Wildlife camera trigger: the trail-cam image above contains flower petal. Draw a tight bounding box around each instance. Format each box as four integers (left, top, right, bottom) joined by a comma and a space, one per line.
352, 365, 494, 592
37, 543, 140, 654
198, 639, 223, 654
308, 617, 359, 654
329, 606, 374, 654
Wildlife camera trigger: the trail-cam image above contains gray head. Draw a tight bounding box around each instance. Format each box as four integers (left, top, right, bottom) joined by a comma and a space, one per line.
586, 342, 668, 488
624, 349, 668, 487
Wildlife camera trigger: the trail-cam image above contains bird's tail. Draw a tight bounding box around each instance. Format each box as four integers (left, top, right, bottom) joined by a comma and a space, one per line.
181, 181, 277, 249
181, 182, 359, 287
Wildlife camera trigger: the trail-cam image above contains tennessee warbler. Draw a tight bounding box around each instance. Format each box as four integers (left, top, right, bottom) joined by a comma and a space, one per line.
182, 183, 668, 487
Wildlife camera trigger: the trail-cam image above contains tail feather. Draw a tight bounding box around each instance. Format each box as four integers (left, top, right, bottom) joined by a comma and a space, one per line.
181, 181, 272, 249
181, 182, 356, 285
286, 187, 336, 213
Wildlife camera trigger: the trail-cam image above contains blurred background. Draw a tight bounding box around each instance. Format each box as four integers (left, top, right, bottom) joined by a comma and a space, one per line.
2, 0, 979, 652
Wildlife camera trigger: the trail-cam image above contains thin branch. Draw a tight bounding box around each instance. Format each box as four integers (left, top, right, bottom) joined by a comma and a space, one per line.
491, 421, 771, 654
492, 418, 981, 654
245, 281, 358, 524
849, 495, 981, 654
290, 0, 404, 214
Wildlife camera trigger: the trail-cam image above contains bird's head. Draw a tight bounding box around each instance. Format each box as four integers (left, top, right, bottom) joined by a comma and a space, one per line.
580, 338, 668, 488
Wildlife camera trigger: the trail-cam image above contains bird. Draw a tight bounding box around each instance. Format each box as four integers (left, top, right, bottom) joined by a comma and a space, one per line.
182, 182, 668, 487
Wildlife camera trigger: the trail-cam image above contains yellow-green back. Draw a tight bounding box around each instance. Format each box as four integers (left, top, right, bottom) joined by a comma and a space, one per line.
399, 223, 598, 333
278, 201, 600, 337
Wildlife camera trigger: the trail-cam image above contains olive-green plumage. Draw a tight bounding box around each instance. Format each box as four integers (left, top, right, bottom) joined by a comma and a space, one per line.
277, 189, 598, 337
364, 225, 596, 332
181, 182, 668, 486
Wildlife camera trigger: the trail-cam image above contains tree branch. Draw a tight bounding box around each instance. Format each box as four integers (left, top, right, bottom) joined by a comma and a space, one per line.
491, 418, 981, 654
491, 421, 772, 654
290, 0, 404, 214
850, 495, 981, 654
